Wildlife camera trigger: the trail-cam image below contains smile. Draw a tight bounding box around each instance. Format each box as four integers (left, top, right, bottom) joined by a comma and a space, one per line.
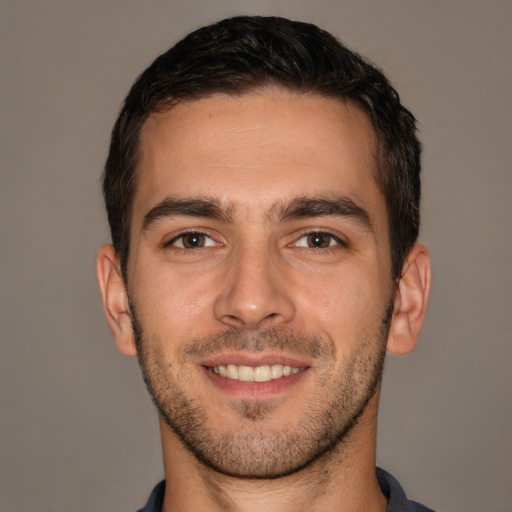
207, 364, 304, 382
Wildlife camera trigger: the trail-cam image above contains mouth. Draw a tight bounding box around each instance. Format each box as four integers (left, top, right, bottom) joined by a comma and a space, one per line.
207, 364, 306, 382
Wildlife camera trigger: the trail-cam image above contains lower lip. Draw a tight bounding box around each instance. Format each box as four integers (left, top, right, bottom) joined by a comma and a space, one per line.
202, 366, 310, 398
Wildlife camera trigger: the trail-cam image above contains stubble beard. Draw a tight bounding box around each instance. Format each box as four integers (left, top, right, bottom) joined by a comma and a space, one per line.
130, 302, 391, 479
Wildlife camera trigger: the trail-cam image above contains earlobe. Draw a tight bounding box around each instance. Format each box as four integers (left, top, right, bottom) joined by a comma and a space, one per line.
96, 244, 137, 356
387, 244, 432, 355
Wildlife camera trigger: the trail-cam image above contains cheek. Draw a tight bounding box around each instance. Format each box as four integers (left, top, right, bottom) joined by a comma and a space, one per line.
293, 266, 388, 338
295, 265, 372, 310
132, 267, 219, 338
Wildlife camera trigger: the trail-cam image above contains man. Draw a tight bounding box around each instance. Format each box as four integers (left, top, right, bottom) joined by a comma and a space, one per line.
97, 16, 433, 512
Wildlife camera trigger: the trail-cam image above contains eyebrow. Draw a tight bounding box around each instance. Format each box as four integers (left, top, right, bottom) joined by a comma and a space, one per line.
275, 196, 373, 232
142, 197, 233, 231
142, 194, 373, 233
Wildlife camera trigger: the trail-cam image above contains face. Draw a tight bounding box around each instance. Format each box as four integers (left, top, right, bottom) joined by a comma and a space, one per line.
126, 91, 395, 477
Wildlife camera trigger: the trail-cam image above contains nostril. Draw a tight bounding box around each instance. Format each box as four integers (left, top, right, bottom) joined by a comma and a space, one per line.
224, 314, 244, 326
219, 311, 281, 329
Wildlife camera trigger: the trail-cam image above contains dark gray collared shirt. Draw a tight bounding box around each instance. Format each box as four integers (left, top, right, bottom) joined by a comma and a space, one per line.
376, 467, 435, 511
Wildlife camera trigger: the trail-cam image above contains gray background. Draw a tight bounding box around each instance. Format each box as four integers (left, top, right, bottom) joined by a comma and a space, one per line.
1, 1, 511, 511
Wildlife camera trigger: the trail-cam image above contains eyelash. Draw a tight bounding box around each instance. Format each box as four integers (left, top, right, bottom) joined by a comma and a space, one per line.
164, 230, 218, 250
164, 230, 347, 252
292, 231, 347, 250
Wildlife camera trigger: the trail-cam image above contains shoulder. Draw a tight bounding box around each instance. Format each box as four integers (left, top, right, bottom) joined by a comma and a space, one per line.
376, 467, 436, 512
134, 480, 165, 512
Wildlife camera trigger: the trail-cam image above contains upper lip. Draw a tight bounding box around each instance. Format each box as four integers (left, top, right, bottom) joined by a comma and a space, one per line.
198, 351, 312, 369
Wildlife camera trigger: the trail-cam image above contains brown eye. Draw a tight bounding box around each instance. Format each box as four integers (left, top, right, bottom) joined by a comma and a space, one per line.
170, 232, 216, 249
306, 232, 333, 248
182, 233, 205, 248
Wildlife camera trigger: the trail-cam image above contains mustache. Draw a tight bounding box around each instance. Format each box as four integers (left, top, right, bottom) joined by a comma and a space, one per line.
181, 327, 333, 361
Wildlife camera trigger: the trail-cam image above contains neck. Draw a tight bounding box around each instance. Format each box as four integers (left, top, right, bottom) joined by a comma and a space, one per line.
159, 394, 387, 512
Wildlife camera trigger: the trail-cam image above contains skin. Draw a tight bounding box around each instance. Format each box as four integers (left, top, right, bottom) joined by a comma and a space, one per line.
97, 90, 431, 512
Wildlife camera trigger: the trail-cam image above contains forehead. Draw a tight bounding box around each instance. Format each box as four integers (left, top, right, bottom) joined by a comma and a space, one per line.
133, 91, 383, 225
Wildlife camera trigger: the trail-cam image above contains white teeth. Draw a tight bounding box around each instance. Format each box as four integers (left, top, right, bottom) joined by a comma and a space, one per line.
238, 365, 254, 382
226, 364, 239, 380
270, 364, 283, 379
254, 365, 271, 382
209, 363, 303, 382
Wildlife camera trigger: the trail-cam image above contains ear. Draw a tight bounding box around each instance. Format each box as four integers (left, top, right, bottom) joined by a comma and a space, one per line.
96, 244, 137, 356
387, 244, 432, 355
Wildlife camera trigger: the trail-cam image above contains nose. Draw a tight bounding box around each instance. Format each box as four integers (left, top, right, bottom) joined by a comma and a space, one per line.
213, 245, 296, 329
